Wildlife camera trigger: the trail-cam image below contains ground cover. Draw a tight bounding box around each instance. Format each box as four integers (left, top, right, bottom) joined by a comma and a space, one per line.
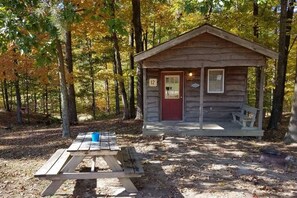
0, 112, 296, 197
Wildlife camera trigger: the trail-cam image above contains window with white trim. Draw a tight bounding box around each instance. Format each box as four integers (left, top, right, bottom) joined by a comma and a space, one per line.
207, 69, 224, 93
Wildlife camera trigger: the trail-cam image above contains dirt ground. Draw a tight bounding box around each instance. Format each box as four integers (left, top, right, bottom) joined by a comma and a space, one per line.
0, 111, 297, 198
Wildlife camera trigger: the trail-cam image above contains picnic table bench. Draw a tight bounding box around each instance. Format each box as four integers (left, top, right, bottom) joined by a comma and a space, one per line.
34, 132, 144, 197
232, 104, 258, 129
117, 147, 144, 176
34, 149, 71, 178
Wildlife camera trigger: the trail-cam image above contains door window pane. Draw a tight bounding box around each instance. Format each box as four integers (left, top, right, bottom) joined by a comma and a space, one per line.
208, 69, 224, 93
164, 75, 180, 99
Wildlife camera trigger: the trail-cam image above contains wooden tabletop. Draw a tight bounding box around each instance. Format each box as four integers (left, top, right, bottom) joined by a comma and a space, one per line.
67, 132, 120, 155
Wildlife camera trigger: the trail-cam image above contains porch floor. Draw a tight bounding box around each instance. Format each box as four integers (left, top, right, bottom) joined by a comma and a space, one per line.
143, 121, 263, 137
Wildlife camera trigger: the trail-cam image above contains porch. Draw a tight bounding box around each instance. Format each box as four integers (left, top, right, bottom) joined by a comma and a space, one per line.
143, 121, 263, 137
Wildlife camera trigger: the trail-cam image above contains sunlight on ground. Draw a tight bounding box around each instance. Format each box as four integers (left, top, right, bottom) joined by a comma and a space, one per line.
223, 150, 246, 157
78, 114, 93, 121
203, 143, 222, 150
209, 164, 228, 171
51, 113, 94, 121
187, 149, 204, 155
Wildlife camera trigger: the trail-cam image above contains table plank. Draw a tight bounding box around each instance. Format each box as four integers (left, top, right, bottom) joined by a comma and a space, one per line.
67, 133, 85, 151
100, 132, 109, 142
79, 132, 92, 151
68, 132, 120, 152
35, 149, 65, 176
47, 150, 70, 175
90, 139, 100, 151
109, 135, 120, 151
101, 141, 110, 150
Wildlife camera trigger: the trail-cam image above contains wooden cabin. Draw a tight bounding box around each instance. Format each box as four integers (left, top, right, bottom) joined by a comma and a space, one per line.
135, 24, 278, 137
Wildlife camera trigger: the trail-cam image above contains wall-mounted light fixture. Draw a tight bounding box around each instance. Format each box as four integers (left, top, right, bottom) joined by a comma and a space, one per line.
188, 72, 193, 77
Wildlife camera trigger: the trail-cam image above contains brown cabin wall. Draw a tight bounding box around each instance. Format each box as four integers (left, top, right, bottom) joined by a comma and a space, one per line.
142, 33, 266, 68
202, 67, 247, 122
146, 69, 160, 122
145, 67, 247, 122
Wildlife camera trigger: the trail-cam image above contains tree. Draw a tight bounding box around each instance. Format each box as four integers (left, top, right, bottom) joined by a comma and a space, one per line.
113, 53, 120, 115
108, 0, 130, 119
132, 0, 144, 120
129, 30, 135, 118
65, 30, 78, 125
268, 0, 295, 129
284, 41, 297, 144
2, 76, 10, 111
56, 38, 70, 137
35, 1, 79, 137
254, 0, 261, 109
86, 39, 97, 119
14, 70, 23, 124
0, 1, 37, 123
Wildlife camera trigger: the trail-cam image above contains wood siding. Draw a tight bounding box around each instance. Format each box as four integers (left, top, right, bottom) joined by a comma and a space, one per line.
183, 67, 247, 122
203, 67, 246, 121
143, 33, 266, 68
145, 67, 247, 122
146, 69, 160, 121
184, 68, 200, 121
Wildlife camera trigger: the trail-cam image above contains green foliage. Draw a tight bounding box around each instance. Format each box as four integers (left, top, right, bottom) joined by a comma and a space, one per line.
182, 0, 232, 14
106, 18, 128, 35
0, 0, 296, 118
0, 1, 38, 53
35, 1, 79, 41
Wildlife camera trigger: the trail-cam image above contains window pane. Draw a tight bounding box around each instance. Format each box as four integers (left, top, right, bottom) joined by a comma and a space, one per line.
165, 75, 180, 99
208, 69, 224, 93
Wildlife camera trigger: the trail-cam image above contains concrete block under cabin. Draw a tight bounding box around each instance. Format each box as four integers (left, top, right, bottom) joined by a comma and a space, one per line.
135, 24, 278, 137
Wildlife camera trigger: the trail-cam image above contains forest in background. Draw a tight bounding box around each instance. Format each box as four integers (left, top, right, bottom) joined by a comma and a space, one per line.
0, 0, 296, 137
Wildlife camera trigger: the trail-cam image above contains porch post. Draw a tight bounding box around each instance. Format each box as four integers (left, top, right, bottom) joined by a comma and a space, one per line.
258, 65, 265, 130
199, 67, 204, 129
143, 68, 147, 123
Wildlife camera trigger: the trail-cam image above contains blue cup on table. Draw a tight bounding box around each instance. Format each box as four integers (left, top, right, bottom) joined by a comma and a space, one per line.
91, 132, 100, 142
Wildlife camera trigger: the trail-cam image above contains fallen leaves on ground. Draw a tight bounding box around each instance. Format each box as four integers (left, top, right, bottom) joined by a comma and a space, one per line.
0, 112, 297, 197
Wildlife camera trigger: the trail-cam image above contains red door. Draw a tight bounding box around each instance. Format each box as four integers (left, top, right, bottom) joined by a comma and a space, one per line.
161, 72, 183, 120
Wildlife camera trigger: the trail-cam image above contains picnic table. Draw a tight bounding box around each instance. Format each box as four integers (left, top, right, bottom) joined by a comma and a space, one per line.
35, 132, 144, 196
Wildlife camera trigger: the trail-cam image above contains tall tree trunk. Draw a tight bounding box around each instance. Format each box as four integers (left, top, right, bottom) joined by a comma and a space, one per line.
59, 87, 62, 119
91, 64, 96, 119
104, 63, 110, 113
56, 38, 70, 137
129, 31, 135, 118
205, 1, 213, 21
268, 0, 294, 129
65, 31, 78, 124
42, 90, 45, 114
110, 0, 130, 119
132, 0, 144, 120
144, 31, 148, 51
14, 71, 22, 124
112, 34, 130, 119
1, 82, 6, 110
158, 25, 162, 44
25, 72, 30, 123
86, 39, 96, 119
113, 54, 120, 115
254, 0, 261, 109
34, 92, 37, 113
45, 85, 49, 115
3, 77, 10, 111
10, 82, 13, 111
152, 21, 156, 47
284, 37, 297, 144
